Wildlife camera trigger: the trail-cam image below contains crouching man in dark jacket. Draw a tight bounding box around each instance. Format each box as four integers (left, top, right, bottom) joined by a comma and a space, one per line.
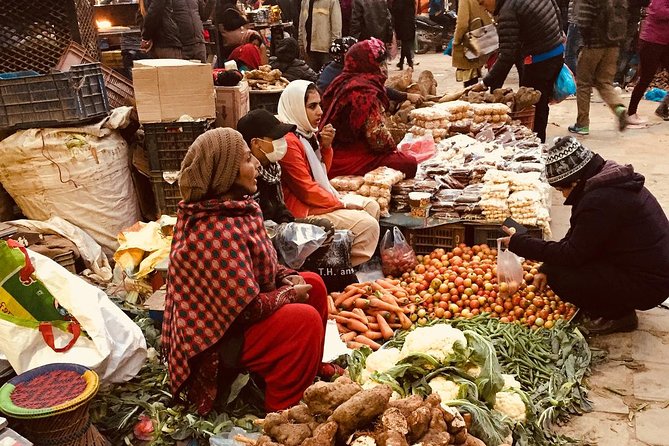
503, 137, 669, 335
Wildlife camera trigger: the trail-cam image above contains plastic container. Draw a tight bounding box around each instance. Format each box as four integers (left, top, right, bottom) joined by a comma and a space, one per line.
472, 224, 543, 247
509, 105, 535, 130
151, 170, 182, 217
403, 224, 466, 256
249, 89, 282, 114
144, 120, 214, 172
0, 63, 109, 130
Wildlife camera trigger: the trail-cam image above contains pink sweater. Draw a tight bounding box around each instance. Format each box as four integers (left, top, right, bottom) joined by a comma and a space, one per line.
640, 0, 669, 45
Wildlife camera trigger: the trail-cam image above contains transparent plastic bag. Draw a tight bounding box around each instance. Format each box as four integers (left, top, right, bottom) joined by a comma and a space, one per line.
274, 222, 327, 269
398, 133, 437, 163
496, 238, 523, 293
380, 227, 418, 276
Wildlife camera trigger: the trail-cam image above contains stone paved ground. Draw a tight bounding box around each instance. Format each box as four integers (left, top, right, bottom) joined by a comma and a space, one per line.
413, 51, 669, 445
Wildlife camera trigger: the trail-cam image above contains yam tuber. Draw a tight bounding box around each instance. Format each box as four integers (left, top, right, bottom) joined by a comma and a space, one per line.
329, 385, 393, 440
416, 431, 451, 446
301, 420, 338, 446
381, 407, 409, 435
376, 430, 410, 446
255, 435, 281, 446
388, 394, 424, 418
266, 423, 311, 446
285, 403, 313, 424
303, 376, 361, 417
262, 412, 289, 432
463, 434, 487, 446
406, 405, 432, 442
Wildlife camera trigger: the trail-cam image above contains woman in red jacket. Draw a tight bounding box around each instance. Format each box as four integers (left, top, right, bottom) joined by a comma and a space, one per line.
277, 80, 381, 266
164, 128, 329, 415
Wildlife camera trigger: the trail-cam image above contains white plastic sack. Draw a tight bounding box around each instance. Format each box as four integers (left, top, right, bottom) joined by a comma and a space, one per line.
0, 249, 147, 383
10, 217, 112, 283
0, 111, 140, 256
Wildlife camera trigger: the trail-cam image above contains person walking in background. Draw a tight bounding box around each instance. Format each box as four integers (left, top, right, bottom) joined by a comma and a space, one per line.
139, 0, 183, 58
626, 0, 669, 124
614, 0, 650, 86
452, 0, 493, 86
475, 0, 564, 143
392, 0, 417, 70
299, 0, 343, 70
568, 0, 629, 135
350, 0, 393, 44
564, 0, 582, 74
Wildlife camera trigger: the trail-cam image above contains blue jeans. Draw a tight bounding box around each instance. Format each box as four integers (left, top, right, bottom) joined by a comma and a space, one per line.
565, 23, 582, 74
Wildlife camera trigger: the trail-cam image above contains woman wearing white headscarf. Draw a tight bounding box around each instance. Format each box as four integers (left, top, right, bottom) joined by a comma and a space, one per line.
277, 80, 380, 266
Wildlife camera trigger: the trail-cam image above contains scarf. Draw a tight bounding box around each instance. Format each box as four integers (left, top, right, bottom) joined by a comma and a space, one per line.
278, 80, 319, 138
321, 38, 390, 131
163, 198, 279, 409
228, 43, 262, 70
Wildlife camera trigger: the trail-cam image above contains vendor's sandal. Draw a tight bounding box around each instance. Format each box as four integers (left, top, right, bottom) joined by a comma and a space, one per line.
318, 363, 346, 380
581, 311, 638, 336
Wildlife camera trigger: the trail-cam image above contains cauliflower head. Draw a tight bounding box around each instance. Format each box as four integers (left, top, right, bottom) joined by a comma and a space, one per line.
400, 325, 467, 362
361, 347, 402, 383
428, 376, 462, 402
494, 391, 526, 422
501, 374, 521, 391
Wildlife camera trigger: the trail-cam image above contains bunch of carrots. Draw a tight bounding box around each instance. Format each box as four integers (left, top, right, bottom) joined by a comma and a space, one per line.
327, 278, 415, 350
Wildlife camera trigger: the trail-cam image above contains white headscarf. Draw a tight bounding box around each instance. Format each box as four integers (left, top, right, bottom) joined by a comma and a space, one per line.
277, 80, 340, 197
278, 80, 318, 138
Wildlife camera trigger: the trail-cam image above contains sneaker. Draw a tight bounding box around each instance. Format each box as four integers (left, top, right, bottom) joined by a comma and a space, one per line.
656, 104, 669, 121
626, 113, 647, 125
581, 311, 638, 336
615, 106, 628, 131
568, 124, 589, 135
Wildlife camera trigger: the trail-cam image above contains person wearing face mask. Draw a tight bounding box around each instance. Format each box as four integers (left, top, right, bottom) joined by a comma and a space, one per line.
500, 137, 669, 335
237, 109, 335, 246
277, 80, 381, 267
164, 128, 331, 415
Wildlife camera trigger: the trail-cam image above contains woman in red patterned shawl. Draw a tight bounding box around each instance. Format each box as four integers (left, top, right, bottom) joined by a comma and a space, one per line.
163, 128, 329, 415
320, 38, 418, 179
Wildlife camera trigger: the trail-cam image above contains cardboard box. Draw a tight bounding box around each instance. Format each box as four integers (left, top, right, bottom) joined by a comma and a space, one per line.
132, 59, 215, 123
215, 81, 250, 129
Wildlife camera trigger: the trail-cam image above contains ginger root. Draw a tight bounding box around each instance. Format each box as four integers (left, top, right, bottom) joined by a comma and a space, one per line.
303, 376, 362, 417
329, 385, 393, 440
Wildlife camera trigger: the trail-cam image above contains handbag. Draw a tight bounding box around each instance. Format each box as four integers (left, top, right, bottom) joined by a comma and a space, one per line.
464, 18, 499, 61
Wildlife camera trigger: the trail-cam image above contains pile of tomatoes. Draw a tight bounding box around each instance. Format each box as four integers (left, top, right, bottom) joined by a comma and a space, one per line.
397, 244, 577, 328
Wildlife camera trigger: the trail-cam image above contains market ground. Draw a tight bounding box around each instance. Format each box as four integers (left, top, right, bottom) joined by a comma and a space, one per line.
413, 52, 669, 446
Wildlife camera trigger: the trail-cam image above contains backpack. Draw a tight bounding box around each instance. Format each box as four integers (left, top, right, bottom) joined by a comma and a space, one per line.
604, 0, 628, 43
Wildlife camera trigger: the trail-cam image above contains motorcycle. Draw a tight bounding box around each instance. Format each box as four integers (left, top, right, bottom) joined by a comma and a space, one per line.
415, 11, 457, 54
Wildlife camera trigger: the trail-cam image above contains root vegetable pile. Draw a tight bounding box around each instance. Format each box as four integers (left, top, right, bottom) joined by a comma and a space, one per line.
241, 377, 486, 446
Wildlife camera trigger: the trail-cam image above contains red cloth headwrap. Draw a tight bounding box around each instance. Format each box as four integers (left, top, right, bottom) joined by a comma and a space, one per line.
320, 38, 390, 131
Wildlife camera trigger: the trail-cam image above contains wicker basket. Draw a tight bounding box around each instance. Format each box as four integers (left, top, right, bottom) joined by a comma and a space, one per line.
509, 106, 536, 130
0, 364, 107, 446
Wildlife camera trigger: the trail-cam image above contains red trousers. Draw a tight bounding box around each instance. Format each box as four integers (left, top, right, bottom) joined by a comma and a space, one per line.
239, 271, 328, 411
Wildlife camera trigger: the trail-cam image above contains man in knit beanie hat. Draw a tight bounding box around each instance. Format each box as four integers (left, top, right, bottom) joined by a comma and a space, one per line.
179, 128, 247, 203
502, 136, 669, 335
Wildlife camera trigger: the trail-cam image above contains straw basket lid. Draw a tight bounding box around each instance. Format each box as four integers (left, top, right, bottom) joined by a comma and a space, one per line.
0, 363, 99, 419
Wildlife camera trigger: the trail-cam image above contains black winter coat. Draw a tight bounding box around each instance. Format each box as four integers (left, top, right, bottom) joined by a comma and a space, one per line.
509, 160, 669, 316
255, 165, 294, 224
174, 0, 207, 46
483, 0, 563, 89
350, 0, 393, 43
392, 0, 417, 41
269, 38, 319, 82
143, 0, 182, 48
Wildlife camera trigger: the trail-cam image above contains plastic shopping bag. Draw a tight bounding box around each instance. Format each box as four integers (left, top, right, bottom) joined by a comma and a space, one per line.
274, 222, 327, 269
0, 240, 146, 383
398, 133, 437, 163
552, 64, 576, 103
496, 238, 524, 294
302, 230, 357, 292
380, 227, 418, 276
